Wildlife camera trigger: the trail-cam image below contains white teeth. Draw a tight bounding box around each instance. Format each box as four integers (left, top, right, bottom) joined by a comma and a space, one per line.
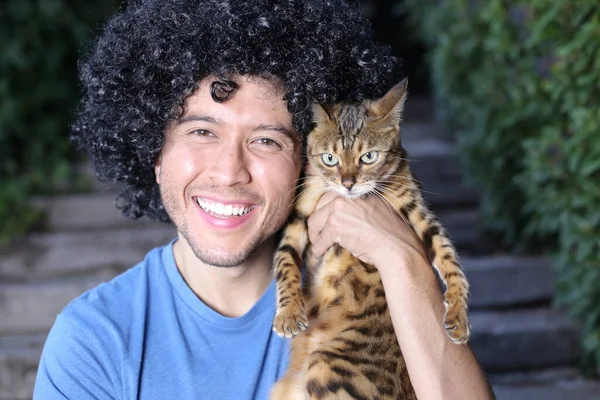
196, 198, 254, 217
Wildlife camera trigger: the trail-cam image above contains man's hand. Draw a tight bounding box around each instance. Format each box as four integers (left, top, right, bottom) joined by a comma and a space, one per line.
306, 190, 494, 400
306, 191, 427, 272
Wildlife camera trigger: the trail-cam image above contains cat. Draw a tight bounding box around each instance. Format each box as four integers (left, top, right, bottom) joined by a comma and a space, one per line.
270, 78, 470, 399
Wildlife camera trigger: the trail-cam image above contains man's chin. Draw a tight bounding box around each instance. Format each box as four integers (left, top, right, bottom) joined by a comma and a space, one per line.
179, 227, 275, 269
190, 243, 260, 268
197, 254, 250, 268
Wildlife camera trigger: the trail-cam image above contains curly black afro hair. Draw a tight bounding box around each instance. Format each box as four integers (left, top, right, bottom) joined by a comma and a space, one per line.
72, 0, 402, 222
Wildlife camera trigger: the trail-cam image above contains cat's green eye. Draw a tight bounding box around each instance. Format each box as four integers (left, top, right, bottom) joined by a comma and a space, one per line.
360, 151, 379, 164
321, 153, 338, 166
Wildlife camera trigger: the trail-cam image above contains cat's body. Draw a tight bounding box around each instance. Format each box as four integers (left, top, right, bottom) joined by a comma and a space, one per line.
271, 79, 470, 400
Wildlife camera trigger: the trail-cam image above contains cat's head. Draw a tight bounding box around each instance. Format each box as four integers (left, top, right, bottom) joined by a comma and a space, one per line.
307, 79, 408, 198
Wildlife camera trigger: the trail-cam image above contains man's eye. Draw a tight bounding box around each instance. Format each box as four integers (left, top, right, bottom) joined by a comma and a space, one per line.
255, 138, 281, 147
191, 129, 212, 136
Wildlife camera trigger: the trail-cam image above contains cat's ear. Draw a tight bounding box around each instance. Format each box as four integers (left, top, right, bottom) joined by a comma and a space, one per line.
311, 103, 332, 126
369, 78, 408, 123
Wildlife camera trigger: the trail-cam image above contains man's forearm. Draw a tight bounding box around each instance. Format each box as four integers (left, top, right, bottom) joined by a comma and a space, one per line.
378, 247, 495, 400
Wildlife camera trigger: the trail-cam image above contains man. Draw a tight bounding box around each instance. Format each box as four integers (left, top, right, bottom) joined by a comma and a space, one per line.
34, 0, 494, 398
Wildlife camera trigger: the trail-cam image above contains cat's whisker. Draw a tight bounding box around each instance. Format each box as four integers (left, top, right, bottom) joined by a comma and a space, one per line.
290, 180, 329, 205
377, 179, 439, 196
291, 184, 327, 205
372, 188, 406, 218
295, 176, 317, 187
292, 180, 313, 191
374, 176, 413, 185
286, 182, 307, 200
370, 189, 400, 221
289, 190, 304, 205
375, 185, 422, 210
379, 174, 439, 195
400, 156, 418, 163
289, 177, 319, 192
374, 188, 414, 229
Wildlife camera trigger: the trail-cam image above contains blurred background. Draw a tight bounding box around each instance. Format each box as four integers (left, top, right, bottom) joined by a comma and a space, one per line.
1, 0, 600, 399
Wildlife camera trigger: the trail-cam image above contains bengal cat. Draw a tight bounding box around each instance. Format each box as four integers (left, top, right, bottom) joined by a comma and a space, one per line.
270, 79, 470, 400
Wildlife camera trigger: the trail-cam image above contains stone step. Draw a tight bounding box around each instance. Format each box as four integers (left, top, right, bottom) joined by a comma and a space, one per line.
470, 308, 581, 372
463, 256, 554, 309
489, 367, 600, 399
420, 180, 479, 210
402, 120, 449, 142
0, 274, 120, 336
437, 208, 491, 254
402, 133, 479, 210
493, 376, 600, 400
403, 95, 437, 123
29, 193, 158, 232
493, 383, 600, 400
0, 334, 45, 400
489, 366, 594, 386
0, 226, 177, 282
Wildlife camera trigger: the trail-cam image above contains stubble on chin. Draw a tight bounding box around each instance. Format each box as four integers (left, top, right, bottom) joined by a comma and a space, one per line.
179, 226, 265, 268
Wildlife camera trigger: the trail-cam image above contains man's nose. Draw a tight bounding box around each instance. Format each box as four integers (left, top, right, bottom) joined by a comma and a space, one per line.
207, 142, 251, 186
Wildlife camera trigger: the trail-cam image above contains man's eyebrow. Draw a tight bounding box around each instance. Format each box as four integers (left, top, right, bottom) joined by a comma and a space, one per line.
254, 123, 300, 142
176, 116, 300, 142
177, 115, 222, 125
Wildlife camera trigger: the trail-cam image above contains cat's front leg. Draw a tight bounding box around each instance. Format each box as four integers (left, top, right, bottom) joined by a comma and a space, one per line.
390, 182, 471, 344
404, 202, 471, 344
273, 176, 324, 338
273, 218, 310, 338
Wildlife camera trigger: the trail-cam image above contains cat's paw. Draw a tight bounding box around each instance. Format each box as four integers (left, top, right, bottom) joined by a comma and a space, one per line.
443, 303, 470, 344
273, 305, 308, 338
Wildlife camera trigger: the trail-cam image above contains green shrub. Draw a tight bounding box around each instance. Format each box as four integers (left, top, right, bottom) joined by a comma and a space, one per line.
0, 0, 121, 243
404, 0, 554, 247
518, 11, 600, 374
405, 0, 600, 376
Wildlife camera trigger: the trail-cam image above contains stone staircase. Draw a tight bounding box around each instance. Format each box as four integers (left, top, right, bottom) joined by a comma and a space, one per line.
1, 97, 599, 399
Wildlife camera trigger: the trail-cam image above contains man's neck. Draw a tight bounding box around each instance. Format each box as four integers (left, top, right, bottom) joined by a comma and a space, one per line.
172, 236, 275, 318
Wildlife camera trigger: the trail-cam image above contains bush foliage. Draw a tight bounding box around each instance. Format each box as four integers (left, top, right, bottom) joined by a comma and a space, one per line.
0, 0, 121, 242
405, 0, 600, 376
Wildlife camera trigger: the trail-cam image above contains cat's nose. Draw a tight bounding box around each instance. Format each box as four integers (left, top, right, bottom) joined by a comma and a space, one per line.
342, 180, 355, 190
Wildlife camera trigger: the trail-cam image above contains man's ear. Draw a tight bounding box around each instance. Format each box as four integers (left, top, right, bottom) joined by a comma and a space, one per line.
154, 156, 162, 184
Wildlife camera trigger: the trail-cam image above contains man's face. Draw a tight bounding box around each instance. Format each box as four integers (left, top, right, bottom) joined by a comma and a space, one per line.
155, 76, 302, 267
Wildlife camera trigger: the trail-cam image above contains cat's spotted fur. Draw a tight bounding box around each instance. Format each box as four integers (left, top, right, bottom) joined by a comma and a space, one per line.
271, 79, 470, 399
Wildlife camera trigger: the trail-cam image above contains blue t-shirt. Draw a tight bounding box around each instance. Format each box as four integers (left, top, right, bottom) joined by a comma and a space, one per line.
33, 240, 290, 399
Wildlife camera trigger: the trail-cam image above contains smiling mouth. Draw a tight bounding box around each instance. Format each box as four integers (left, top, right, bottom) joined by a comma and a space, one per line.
195, 197, 256, 218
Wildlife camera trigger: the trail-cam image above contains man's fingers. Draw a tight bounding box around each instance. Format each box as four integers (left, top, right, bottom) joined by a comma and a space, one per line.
307, 191, 339, 242
307, 205, 332, 257
314, 191, 337, 210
